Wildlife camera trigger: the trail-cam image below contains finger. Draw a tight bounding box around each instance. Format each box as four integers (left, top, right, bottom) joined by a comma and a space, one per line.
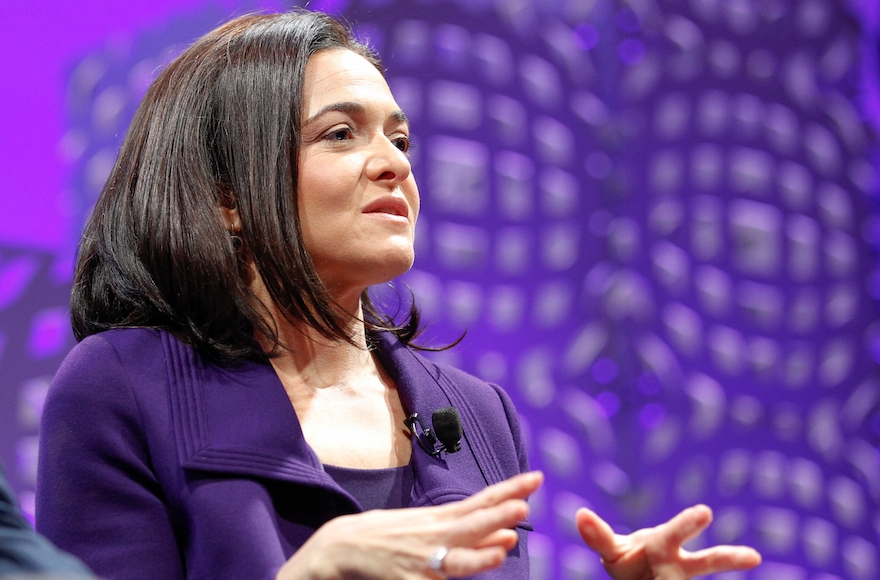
656, 504, 713, 549
449, 472, 543, 516
440, 546, 508, 579
575, 507, 622, 562
679, 545, 762, 576
451, 498, 529, 547
472, 528, 519, 551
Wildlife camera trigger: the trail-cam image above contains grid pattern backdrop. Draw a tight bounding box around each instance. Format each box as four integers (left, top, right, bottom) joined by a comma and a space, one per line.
1, 0, 879, 578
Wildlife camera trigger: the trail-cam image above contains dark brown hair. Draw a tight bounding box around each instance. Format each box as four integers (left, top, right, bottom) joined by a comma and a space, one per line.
71, 10, 422, 359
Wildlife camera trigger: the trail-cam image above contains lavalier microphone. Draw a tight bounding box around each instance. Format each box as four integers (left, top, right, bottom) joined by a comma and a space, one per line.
404, 406, 463, 457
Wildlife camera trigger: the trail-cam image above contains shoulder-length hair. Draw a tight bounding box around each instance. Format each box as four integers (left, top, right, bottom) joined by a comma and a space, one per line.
71, 10, 422, 359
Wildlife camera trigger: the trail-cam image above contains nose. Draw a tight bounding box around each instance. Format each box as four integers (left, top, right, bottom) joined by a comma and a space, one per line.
365, 134, 412, 187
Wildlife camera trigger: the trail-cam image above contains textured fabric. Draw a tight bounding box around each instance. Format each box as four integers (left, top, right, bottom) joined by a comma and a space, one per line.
36, 328, 530, 580
0, 464, 93, 577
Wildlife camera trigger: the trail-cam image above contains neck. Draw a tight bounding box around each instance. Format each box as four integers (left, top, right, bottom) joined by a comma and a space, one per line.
249, 277, 411, 469
246, 266, 380, 390
258, 301, 384, 402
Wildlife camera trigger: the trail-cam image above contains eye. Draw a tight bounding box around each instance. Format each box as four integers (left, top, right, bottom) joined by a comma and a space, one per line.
392, 135, 412, 153
323, 127, 353, 142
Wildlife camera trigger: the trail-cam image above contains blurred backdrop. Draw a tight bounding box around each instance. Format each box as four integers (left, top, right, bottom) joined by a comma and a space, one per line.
1, 0, 879, 578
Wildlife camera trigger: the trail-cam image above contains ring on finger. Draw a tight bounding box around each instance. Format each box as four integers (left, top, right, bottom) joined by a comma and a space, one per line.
427, 545, 449, 573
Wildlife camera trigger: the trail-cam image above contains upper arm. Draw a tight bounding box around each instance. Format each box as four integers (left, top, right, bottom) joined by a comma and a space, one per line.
36, 334, 184, 580
490, 383, 530, 477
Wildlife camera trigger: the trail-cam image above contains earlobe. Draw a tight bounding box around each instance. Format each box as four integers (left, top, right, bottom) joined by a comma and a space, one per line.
220, 205, 244, 253
220, 205, 242, 231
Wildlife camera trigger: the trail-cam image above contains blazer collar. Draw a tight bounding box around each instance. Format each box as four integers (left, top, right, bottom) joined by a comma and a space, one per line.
163, 331, 491, 500
162, 331, 323, 483
370, 332, 495, 500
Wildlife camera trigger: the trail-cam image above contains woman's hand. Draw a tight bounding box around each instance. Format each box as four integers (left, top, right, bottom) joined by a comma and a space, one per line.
276, 471, 543, 580
576, 504, 762, 579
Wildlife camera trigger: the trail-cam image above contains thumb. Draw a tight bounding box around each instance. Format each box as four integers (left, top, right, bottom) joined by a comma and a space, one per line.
575, 507, 621, 562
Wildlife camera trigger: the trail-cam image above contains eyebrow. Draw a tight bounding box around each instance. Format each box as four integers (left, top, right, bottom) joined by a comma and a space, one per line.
303, 101, 409, 127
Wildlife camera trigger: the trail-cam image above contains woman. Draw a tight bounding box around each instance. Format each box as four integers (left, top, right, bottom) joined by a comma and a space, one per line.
36, 10, 761, 580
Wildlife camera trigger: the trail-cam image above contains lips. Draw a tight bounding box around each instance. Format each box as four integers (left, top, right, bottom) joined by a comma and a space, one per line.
363, 196, 409, 219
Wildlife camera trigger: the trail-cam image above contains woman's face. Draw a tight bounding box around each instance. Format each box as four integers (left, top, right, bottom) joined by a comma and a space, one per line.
298, 49, 419, 299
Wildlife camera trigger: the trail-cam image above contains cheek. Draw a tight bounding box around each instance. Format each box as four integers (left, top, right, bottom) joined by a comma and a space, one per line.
299, 149, 358, 188
406, 178, 421, 221
298, 166, 354, 221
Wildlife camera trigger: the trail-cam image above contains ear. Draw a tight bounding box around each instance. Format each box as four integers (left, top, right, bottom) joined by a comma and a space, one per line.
220, 205, 242, 232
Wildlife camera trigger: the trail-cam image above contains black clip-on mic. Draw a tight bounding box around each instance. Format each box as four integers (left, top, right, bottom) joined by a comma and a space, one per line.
404, 406, 463, 457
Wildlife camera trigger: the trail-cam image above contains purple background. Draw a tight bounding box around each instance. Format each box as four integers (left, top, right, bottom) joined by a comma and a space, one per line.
2, 1, 879, 578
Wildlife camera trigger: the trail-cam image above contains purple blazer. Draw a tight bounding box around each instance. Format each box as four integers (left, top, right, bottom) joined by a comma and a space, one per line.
36, 328, 531, 580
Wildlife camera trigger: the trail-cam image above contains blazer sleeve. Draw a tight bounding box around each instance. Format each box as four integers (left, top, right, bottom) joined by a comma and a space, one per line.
489, 382, 531, 578
36, 334, 185, 580
490, 383, 530, 478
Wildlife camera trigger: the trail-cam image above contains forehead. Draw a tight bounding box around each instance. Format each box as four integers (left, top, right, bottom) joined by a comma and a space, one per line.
302, 49, 395, 113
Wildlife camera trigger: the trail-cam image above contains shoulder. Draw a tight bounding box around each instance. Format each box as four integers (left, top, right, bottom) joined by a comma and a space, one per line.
49, 328, 174, 414
429, 353, 522, 430
372, 331, 517, 417
64, 327, 165, 363
57, 327, 195, 378
412, 351, 516, 415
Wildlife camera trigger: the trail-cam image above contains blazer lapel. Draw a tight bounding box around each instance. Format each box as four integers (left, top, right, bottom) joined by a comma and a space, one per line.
160, 330, 511, 515
161, 333, 333, 489
370, 332, 497, 503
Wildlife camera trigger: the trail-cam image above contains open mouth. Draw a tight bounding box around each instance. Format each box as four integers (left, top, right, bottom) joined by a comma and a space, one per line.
363, 196, 409, 219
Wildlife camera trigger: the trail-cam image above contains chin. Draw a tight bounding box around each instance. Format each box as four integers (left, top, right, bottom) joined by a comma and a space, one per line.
368, 248, 415, 283
379, 256, 415, 282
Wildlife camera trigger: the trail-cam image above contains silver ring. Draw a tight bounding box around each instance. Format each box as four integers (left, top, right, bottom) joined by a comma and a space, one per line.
427, 545, 449, 573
